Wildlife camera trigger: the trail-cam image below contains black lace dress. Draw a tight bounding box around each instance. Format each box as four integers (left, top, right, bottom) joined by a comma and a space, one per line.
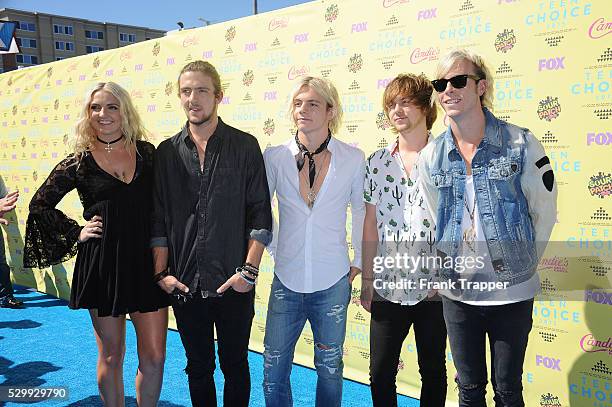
24, 140, 170, 317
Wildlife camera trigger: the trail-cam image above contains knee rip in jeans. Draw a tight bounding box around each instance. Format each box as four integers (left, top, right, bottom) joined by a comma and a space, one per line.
326, 304, 346, 324
263, 349, 282, 369
314, 343, 342, 375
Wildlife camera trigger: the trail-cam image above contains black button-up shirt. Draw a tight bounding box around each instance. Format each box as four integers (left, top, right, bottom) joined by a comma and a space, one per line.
151, 117, 272, 294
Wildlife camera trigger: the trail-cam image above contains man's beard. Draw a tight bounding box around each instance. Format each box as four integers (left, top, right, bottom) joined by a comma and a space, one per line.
187, 105, 215, 126
189, 112, 213, 126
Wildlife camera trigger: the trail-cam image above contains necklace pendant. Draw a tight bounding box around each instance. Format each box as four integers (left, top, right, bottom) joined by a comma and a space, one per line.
307, 190, 316, 209
104, 143, 112, 153
462, 226, 477, 252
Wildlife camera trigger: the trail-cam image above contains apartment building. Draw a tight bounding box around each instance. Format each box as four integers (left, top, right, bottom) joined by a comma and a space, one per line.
0, 8, 165, 73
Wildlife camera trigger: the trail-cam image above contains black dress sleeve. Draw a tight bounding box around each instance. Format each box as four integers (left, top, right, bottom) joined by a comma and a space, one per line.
24, 155, 82, 268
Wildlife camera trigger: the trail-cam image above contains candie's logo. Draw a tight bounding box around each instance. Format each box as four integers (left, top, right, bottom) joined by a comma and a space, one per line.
225, 26, 236, 42
120, 51, 132, 61
588, 172, 612, 198
580, 334, 612, 355
495, 29, 516, 53
325, 4, 339, 23
287, 65, 310, 80
410, 47, 440, 64
268, 18, 288, 31
537, 96, 561, 121
347, 54, 363, 73
539, 257, 568, 273
588, 18, 612, 39
383, 0, 409, 7
183, 36, 199, 47
540, 393, 562, 407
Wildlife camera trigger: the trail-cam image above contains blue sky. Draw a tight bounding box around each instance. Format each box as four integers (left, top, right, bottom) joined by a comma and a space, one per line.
1, 0, 313, 31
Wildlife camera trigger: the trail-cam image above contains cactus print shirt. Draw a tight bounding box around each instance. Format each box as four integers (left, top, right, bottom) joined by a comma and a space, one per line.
363, 138, 436, 305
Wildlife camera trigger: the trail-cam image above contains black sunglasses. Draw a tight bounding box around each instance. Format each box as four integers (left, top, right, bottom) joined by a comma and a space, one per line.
431, 74, 482, 92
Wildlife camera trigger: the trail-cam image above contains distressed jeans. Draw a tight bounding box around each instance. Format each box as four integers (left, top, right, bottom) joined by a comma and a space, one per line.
263, 274, 350, 407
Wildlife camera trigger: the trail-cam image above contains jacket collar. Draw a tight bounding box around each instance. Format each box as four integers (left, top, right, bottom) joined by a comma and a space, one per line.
443, 107, 501, 157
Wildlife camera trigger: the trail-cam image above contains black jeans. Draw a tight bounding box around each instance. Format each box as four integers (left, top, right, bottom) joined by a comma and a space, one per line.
0, 234, 14, 300
172, 289, 255, 407
369, 298, 447, 407
442, 297, 534, 407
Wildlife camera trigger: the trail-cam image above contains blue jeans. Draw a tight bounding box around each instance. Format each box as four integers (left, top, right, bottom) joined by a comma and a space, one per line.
442, 297, 534, 407
263, 274, 350, 407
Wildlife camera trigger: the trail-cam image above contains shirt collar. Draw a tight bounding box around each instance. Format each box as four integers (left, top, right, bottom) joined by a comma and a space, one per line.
288, 133, 338, 155
389, 131, 433, 156
181, 116, 226, 146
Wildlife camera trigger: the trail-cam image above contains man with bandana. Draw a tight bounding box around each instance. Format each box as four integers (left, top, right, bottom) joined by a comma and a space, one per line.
262, 76, 365, 407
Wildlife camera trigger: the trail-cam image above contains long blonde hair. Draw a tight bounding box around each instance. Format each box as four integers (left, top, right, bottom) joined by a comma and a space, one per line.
74, 82, 148, 156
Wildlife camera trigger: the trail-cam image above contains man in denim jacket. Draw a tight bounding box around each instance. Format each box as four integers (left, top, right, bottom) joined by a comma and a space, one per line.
419, 49, 557, 407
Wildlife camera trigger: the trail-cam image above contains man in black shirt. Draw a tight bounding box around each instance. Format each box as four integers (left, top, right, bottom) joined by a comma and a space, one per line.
151, 60, 272, 407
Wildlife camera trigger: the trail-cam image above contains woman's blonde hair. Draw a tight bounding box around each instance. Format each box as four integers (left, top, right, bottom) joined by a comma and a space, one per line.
74, 82, 148, 156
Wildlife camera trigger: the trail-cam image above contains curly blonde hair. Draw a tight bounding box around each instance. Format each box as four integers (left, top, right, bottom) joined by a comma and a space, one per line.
74, 82, 148, 156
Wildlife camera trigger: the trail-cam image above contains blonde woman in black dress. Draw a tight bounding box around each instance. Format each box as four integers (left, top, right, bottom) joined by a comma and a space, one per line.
25, 82, 169, 407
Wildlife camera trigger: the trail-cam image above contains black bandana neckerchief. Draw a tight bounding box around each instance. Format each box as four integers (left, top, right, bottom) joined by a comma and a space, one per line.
295, 130, 331, 188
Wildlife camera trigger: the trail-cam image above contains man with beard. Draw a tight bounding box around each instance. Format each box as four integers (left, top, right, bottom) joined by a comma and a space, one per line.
151, 60, 272, 406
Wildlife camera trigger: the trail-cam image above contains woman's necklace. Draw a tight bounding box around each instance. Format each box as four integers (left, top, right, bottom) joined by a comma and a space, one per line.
96, 134, 124, 153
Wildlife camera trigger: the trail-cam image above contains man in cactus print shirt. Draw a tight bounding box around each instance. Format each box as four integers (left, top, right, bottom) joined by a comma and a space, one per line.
360, 74, 447, 407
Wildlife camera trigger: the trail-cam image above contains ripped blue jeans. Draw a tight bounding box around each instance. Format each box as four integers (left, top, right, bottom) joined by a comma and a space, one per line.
263, 274, 350, 407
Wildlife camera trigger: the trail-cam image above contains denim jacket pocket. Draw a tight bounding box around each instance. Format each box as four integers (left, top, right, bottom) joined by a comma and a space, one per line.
488, 157, 521, 180
488, 157, 521, 202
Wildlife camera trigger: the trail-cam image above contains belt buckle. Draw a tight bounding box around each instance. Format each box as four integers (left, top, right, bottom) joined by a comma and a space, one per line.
201, 290, 209, 299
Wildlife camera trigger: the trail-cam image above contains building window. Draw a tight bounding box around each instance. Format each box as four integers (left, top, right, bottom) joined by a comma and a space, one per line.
56, 57, 65, 61
16, 38, 37, 48
16, 54, 39, 64
85, 30, 104, 39
119, 33, 136, 43
55, 41, 75, 51
86, 45, 105, 53
18, 21, 36, 32
53, 24, 74, 35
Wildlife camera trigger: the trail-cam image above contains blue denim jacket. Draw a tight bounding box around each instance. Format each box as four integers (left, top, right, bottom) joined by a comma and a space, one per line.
419, 108, 557, 286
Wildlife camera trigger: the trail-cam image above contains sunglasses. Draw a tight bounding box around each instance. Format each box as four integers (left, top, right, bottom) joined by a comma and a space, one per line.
431, 74, 482, 92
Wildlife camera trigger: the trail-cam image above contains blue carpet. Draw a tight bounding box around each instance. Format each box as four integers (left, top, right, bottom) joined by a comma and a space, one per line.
0, 286, 419, 406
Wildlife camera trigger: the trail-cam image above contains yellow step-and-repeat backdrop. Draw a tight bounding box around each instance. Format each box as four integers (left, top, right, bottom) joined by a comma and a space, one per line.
1, 0, 610, 405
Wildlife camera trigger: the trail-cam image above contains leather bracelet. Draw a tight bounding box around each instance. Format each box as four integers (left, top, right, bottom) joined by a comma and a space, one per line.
153, 268, 169, 283
237, 269, 256, 285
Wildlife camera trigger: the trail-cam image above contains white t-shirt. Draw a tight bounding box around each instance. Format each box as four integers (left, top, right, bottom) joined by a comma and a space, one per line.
441, 175, 540, 305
